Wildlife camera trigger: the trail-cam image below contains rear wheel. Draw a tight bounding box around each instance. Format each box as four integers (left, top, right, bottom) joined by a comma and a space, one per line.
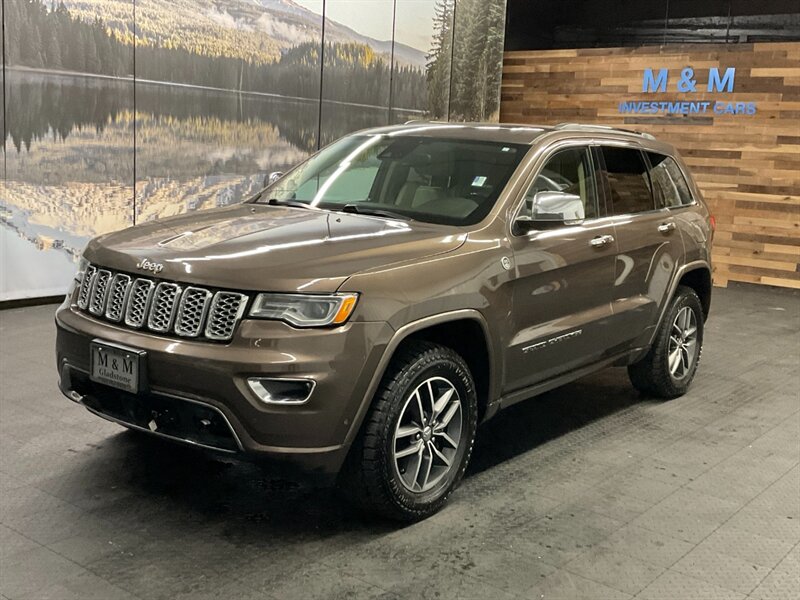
340, 341, 477, 521
628, 286, 704, 399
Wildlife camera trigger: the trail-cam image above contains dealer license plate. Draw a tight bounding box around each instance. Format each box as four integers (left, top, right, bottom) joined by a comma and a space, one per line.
90, 340, 145, 394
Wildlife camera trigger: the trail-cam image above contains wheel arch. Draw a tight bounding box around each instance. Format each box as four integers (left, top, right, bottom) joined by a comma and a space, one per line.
677, 265, 712, 320
343, 310, 497, 449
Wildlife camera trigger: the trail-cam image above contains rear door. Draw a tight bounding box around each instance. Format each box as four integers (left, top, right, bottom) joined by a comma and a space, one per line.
597, 145, 685, 351
504, 143, 618, 393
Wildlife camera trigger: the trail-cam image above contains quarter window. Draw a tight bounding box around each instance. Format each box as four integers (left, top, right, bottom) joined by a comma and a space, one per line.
600, 147, 654, 215
646, 152, 694, 208
523, 147, 599, 221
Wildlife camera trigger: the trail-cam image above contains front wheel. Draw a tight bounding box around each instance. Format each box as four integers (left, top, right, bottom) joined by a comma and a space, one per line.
340, 341, 478, 521
628, 285, 705, 399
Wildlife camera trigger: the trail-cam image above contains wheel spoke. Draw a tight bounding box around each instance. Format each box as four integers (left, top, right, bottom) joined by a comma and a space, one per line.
669, 348, 682, 374
396, 424, 422, 439
420, 446, 434, 490
432, 388, 455, 420
430, 442, 451, 467
680, 308, 690, 330
680, 347, 690, 372
426, 380, 437, 416
435, 401, 460, 430
669, 334, 681, 348
409, 445, 424, 488
395, 440, 423, 459
435, 430, 458, 448
414, 390, 426, 426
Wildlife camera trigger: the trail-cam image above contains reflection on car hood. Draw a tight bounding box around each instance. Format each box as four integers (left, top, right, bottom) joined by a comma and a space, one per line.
85, 204, 466, 293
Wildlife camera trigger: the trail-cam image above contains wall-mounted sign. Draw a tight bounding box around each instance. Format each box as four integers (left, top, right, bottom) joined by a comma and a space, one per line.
618, 66, 757, 116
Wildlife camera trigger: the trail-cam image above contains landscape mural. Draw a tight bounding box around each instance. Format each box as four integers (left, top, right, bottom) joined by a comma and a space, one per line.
0, 0, 508, 300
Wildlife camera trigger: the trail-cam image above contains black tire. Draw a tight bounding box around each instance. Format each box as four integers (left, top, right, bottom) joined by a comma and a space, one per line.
339, 341, 478, 521
628, 285, 704, 399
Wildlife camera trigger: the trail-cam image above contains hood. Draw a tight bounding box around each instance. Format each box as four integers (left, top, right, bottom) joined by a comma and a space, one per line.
85, 204, 466, 293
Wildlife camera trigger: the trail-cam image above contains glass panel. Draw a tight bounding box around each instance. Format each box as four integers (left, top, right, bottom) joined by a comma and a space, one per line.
262, 134, 525, 225
646, 152, 694, 208
601, 147, 655, 215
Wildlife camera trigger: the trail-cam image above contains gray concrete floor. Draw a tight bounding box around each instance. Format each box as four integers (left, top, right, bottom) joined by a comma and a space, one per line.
1, 284, 798, 600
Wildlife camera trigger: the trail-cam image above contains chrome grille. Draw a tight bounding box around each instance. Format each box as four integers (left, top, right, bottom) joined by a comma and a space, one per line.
125, 279, 155, 328
175, 287, 212, 338
88, 269, 113, 315
205, 292, 248, 340
77, 265, 97, 309
75, 263, 246, 341
147, 283, 182, 333
105, 274, 132, 322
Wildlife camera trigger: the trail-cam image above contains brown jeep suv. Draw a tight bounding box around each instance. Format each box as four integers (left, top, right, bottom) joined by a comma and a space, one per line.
56, 122, 713, 520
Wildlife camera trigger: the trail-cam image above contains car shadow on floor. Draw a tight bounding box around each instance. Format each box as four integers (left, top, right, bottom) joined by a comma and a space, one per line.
79, 366, 648, 535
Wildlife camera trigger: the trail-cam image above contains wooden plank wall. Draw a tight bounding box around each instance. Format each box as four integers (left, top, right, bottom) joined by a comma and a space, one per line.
501, 43, 800, 289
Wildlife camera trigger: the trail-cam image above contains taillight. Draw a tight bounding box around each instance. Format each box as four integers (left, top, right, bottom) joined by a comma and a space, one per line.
708, 214, 716, 240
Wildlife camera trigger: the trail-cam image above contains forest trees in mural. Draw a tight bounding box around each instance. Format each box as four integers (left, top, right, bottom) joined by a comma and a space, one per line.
426, 0, 506, 120
1, 0, 508, 300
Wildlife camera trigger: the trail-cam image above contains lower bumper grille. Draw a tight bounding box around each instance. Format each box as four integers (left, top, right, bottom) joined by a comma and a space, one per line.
63, 368, 241, 453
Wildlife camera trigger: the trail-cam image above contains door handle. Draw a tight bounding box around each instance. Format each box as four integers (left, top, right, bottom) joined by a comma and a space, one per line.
590, 234, 614, 248
657, 221, 677, 234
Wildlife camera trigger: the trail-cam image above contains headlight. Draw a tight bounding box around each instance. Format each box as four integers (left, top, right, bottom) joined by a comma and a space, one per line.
249, 292, 358, 327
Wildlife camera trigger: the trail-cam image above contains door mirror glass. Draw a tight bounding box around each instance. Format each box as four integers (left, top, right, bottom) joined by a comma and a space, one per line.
264, 171, 284, 187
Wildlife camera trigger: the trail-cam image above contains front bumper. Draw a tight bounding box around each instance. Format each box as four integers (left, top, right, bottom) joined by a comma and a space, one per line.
55, 300, 394, 476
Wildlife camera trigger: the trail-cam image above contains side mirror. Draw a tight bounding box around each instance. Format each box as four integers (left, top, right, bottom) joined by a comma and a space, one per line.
515, 191, 585, 233
264, 171, 284, 187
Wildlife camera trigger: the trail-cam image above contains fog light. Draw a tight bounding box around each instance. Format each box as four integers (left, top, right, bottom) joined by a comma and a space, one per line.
247, 378, 315, 405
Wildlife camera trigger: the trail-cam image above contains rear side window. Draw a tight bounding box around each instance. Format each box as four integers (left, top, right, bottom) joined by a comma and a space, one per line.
600, 147, 654, 215
646, 152, 694, 208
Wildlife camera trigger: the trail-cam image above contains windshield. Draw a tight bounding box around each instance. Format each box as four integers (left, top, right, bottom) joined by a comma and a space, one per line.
256, 135, 526, 225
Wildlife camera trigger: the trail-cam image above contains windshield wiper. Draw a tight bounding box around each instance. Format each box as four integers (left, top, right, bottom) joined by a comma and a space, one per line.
264, 198, 314, 210
339, 204, 410, 221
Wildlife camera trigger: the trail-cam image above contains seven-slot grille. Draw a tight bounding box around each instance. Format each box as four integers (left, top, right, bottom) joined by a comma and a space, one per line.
76, 263, 247, 341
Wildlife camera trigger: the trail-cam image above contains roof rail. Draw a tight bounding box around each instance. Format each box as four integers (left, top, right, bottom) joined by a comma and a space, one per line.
553, 123, 656, 140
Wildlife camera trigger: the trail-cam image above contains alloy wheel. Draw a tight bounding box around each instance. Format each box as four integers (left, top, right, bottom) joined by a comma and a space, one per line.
668, 306, 698, 380
392, 376, 463, 493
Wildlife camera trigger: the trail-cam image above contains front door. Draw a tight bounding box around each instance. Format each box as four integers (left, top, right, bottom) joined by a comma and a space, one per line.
504, 144, 617, 393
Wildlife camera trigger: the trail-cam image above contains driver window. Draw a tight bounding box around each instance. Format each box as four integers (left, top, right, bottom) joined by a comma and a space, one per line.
524, 147, 598, 220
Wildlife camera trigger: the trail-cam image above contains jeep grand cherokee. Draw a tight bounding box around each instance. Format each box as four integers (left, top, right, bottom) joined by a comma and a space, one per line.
56, 122, 713, 520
